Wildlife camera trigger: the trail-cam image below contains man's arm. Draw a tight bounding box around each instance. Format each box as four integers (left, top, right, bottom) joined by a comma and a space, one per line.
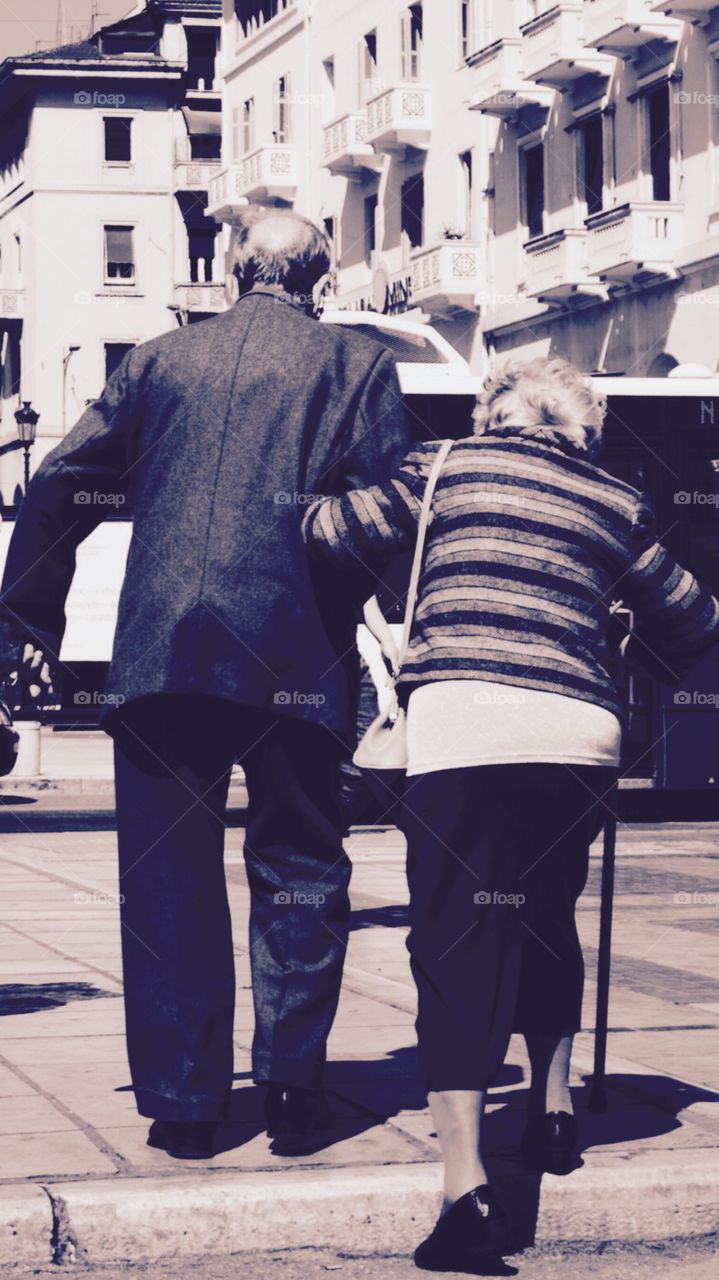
0, 350, 142, 673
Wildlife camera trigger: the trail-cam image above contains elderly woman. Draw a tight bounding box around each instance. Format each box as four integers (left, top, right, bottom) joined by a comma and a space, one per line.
303, 357, 719, 1270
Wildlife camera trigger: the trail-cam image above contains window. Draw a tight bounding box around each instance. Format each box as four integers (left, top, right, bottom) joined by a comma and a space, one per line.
364, 193, 378, 264
323, 215, 338, 270
188, 227, 217, 283
521, 142, 545, 239
358, 30, 378, 107
274, 75, 291, 144
104, 116, 132, 164
460, 0, 474, 60
401, 4, 423, 82
104, 225, 135, 284
460, 149, 473, 236
579, 115, 604, 216
14, 232, 21, 273
190, 133, 221, 160
186, 27, 218, 92
243, 98, 255, 154
322, 57, 336, 120
105, 342, 135, 383
647, 84, 671, 201
401, 172, 424, 248
232, 106, 240, 161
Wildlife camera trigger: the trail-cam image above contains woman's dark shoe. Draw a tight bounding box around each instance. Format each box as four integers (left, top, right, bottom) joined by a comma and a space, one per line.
265, 1084, 333, 1154
147, 1119, 216, 1160
520, 1111, 579, 1175
414, 1184, 509, 1271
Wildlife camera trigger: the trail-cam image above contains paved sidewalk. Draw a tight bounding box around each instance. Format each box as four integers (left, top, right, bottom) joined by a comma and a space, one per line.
0, 816, 717, 1264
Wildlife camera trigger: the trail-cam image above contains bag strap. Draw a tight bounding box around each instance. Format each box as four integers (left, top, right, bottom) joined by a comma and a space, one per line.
397, 439, 453, 670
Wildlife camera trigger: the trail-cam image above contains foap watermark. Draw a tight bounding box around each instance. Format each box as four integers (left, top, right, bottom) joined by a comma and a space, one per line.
274, 491, 322, 506
673, 890, 719, 907
74, 691, 126, 707
74, 291, 126, 308
274, 691, 326, 708
74, 491, 126, 507
673, 690, 719, 707
273, 889, 326, 907
474, 890, 525, 907
676, 291, 719, 308
675, 90, 719, 107
74, 891, 125, 906
74, 90, 126, 108
674, 490, 719, 506
473, 688, 526, 706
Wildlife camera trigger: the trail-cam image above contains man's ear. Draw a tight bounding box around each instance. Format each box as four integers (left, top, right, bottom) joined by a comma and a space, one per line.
310, 272, 334, 318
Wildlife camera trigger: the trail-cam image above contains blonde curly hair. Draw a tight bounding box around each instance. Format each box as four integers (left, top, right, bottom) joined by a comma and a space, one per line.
473, 357, 607, 458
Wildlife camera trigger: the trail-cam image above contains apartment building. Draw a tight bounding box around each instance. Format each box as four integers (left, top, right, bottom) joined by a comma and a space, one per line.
0, 0, 222, 504
208, 0, 488, 366
209, 0, 719, 380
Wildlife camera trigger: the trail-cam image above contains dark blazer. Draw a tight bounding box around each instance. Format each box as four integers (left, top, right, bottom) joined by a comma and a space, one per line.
0, 288, 411, 733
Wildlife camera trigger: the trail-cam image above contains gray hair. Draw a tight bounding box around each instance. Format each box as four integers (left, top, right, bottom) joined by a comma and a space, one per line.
232, 207, 331, 303
473, 357, 607, 458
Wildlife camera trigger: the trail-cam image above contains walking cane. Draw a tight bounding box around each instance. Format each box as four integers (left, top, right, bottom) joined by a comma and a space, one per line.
588, 773, 618, 1114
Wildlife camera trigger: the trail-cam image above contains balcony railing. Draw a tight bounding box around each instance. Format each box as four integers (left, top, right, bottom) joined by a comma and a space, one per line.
0, 289, 23, 319
410, 241, 481, 314
322, 110, 381, 176
173, 146, 221, 192
206, 146, 298, 220
586, 201, 683, 282
651, 0, 719, 19
521, 3, 614, 88
584, 0, 682, 57
468, 37, 554, 117
365, 84, 432, 153
525, 228, 606, 302
174, 283, 227, 313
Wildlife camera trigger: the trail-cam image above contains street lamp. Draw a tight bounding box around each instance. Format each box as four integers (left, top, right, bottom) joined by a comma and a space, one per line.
14, 400, 40, 496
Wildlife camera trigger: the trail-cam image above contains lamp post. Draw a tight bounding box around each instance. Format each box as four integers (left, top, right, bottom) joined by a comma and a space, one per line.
14, 400, 40, 496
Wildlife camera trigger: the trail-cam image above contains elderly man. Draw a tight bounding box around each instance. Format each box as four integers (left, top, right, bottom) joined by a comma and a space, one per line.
0, 210, 410, 1158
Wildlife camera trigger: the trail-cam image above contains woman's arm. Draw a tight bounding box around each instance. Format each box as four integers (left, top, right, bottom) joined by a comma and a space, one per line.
619, 498, 719, 683
363, 595, 400, 677
302, 439, 442, 570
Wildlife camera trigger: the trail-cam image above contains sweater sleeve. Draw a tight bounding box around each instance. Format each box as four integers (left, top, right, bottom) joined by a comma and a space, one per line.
302, 439, 444, 571
620, 497, 719, 683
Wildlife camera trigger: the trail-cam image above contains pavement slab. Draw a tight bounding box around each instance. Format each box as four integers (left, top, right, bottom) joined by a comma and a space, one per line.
0, 819, 716, 1264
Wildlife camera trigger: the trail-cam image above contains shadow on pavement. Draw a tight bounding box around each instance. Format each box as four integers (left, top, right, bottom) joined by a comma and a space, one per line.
0, 980, 119, 1015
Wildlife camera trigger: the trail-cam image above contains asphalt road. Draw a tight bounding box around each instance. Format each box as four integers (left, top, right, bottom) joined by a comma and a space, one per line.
5, 1238, 718, 1280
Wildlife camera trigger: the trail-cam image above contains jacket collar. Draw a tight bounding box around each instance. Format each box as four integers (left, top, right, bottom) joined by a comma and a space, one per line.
236, 284, 309, 313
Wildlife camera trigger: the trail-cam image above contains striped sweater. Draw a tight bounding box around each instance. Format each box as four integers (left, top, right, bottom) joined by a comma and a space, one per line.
303, 433, 719, 718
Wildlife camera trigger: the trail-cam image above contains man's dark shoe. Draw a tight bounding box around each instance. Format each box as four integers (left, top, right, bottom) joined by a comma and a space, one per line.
265, 1084, 333, 1154
520, 1111, 579, 1175
147, 1119, 216, 1160
414, 1184, 509, 1271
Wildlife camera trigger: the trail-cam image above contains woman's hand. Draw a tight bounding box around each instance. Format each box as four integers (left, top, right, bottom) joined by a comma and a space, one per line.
363, 596, 400, 679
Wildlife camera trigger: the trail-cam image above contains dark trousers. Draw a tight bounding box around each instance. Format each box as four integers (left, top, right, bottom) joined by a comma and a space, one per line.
112, 695, 350, 1121
402, 763, 613, 1093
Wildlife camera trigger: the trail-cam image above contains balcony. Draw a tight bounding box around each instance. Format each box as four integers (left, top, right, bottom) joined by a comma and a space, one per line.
651, 1, 719, 21
586, 201, 683, 282
0, 289, 23, 319
174, 283, 227, 314
365, 85, 432, 154
521, 3, 614, 89
410, 241, 482, 314
468, 38, 554, 118
584, 0, 682, 57
322, 111, 382, 177
174, 153, 221, 193
525, 228, 607, 302
206, 146, 298, 220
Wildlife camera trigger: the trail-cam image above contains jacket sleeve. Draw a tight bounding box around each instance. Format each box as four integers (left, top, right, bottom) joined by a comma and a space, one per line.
619, 497, 719, 683
0, 350, 142, 668
303, 439, 443, 570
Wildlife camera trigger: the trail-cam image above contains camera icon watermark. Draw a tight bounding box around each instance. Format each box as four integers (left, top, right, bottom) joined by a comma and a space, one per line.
673, 690, 719, 707
74, 491, 126, 507
74, 691, 126, 707
273, 491, 322, 506
274, 690, 326, 708
673, 889, 718, 907
74, 891, 125, 905
474, 890, 525, 907
273, 889, 326, 907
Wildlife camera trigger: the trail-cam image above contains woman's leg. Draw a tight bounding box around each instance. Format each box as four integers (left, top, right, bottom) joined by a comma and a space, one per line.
515, 765, 614, 1117
403, 764, 540, 1203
